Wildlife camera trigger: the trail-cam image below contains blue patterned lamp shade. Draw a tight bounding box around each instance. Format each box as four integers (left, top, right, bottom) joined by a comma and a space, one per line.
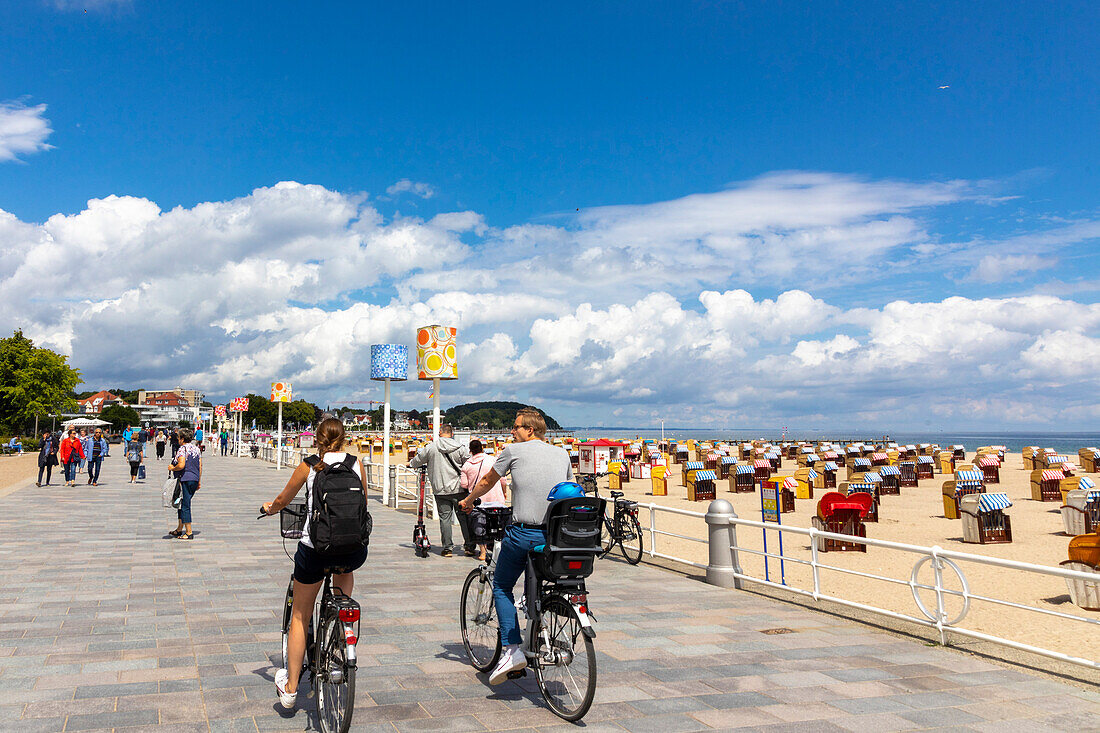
371, 344, 409, 381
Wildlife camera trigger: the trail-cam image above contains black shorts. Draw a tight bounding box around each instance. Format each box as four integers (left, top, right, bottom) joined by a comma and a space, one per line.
293, 542, 368, 585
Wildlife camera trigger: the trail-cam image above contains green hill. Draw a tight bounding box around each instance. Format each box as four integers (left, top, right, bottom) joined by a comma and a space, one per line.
443, 401, 561, 431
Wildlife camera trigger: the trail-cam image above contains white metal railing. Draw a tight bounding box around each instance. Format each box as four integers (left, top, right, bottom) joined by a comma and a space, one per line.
361, 461, 437, 518
625, 501, 1100, 672
249, 450, 438, 517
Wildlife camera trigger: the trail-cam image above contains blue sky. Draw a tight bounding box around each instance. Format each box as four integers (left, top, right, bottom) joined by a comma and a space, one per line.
1, 1, 1099, 429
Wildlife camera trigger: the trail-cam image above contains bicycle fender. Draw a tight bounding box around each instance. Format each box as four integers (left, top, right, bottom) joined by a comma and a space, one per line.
572, 603, 596, 639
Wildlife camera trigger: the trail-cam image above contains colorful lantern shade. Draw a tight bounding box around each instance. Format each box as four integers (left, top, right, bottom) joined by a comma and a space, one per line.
271, 381, 292, 403
230, 397, 249, 412
371, 344, 409, 381
416, 325, 458, 380
214, 405, 227, 418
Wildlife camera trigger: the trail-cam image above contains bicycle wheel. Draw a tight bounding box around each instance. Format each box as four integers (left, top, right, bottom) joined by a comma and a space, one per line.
315, 613, 356, 733
280, 579, 294, 670
460, 568, 501, 672
533, 596, 596, 721
600, 516, 616, 557
619, 513, 644, 565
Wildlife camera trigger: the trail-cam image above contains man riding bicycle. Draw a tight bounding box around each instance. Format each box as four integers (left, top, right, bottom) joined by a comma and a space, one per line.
261, 418, 369, 709
458, 408, 574, 684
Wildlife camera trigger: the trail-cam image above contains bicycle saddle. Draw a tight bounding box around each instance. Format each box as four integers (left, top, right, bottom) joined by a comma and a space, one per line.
610, 491, 624, 498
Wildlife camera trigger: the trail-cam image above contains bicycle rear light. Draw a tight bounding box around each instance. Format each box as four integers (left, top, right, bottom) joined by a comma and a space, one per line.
344, 629, 357, 645
338, 608, 360, 623
567, 561, 583, 570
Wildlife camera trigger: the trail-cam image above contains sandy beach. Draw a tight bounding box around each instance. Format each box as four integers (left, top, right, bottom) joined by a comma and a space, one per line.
0, 453, 38, 496
373, 438, 1097, 672
575, 449, 1100, 667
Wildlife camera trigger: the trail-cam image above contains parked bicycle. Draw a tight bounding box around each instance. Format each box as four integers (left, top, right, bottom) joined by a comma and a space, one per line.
579, 473, 644, 565
459, 497, 603, 722
259, 501, 359, 733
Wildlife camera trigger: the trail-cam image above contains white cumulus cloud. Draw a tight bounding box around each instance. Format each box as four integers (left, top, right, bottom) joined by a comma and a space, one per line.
1, 172, 1099, 428
0, 101, 53, 162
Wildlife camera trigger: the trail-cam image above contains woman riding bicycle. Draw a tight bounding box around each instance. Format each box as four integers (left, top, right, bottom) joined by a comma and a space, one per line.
261, 418, 368, 709
458, 408, 574, 684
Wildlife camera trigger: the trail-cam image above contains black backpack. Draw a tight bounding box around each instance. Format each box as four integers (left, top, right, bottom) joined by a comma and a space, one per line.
305, 455, 372, 554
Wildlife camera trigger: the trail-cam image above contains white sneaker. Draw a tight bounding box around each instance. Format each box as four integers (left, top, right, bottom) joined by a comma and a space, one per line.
488, 644, 526, 685
274, 668, 297, 709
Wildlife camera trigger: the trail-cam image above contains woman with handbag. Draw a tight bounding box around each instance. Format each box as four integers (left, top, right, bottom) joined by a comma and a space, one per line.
167, 428, 201, 540
59, 428, 85, 487
126, 438, 144, 483
460, 440, 508, 561
36, 430, 58, 486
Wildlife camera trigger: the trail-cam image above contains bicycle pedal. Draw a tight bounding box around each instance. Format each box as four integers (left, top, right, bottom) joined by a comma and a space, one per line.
506, 668, 527, 679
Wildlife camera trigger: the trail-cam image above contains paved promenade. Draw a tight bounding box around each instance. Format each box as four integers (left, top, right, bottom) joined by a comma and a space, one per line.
1, 451, 1098, 732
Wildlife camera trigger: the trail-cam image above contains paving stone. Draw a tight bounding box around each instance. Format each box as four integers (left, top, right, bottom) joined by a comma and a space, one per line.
1, 453, 1097, 731
63, 708, 160, 730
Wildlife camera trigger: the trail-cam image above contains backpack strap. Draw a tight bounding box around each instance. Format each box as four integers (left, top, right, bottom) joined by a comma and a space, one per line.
441, 446, 463, 475
304, 455, 322, 469
341, 454, 358, 470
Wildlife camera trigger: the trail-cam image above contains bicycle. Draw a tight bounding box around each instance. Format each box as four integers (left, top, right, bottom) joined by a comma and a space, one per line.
459, 500, 601, 722
258, 501, 359, 733
580, 474, 644, 565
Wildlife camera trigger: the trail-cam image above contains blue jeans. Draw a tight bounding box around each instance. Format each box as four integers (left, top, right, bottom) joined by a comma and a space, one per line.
493, 525, 546, 646
63, 460, 79, 482
87, 457, 103, 483
177, 481, 198, 524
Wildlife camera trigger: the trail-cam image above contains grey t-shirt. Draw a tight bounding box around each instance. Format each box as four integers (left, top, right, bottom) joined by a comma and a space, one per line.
493, 440, 574, 524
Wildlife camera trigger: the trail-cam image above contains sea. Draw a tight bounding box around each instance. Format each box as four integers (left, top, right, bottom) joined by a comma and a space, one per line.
561, 429, 1100, 456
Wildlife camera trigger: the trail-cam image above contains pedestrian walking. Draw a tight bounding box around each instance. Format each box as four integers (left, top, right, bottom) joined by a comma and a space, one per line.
167, 428, 202, 540
460, 439, 508, 561
36, 430, 58, 486
77, 428, 88, 473
409, 424, 472, 557
195, 426, 205, 453
169, 429, 180, 457
155, 429, 166, 460
219, 429, 228, 456
59, 428, 85, 487
86, 428, 109, 485
126, 438, 144, 483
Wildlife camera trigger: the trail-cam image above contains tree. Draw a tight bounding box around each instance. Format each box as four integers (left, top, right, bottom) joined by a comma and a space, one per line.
100, 404, 141, 431
283, 399, 316, 428
0, 330, 83, 432
242, 393, 276, 428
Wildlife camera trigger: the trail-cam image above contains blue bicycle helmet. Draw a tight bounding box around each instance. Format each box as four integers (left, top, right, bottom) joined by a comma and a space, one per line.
547, 481, 586, 501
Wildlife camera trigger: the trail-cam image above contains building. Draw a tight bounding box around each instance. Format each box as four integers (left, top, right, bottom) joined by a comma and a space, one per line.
145, 392, 187, 408
77, 390, 126, 414
139, 388, 203, 408
136, 387, 205, 427
578, 439, 628, 474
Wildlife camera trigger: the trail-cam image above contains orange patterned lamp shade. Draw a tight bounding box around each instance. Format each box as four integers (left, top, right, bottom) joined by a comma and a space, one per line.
416, 325, 458, 380
271, 381, 292, 403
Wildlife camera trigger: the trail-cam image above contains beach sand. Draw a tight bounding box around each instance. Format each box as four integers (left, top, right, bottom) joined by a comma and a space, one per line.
592, 450, 1100, 667
370, 438, 1097, 673
0, 453, 39, 496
